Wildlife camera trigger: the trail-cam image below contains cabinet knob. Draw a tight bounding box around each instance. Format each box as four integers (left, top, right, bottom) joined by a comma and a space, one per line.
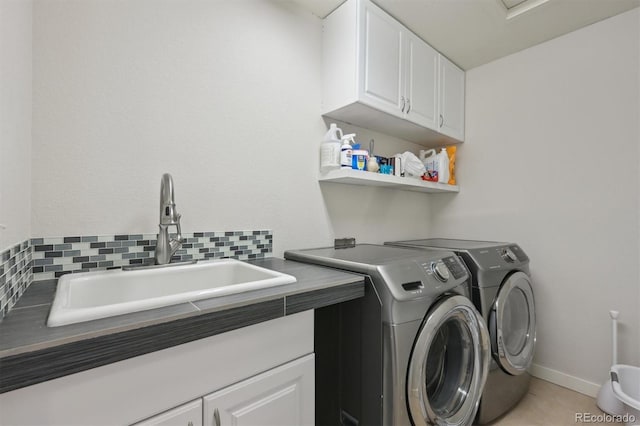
439, 114, 444, 127
187, 422, 193, 426
214, 408, 221, 426
406, 99, 411, 114
400, 96, 406, 113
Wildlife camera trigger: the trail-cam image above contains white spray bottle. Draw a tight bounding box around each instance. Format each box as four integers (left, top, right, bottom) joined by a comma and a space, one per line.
340, 134, 356, 169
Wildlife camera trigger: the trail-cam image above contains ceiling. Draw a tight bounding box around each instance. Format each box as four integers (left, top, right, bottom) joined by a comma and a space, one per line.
293, 0, 640, 70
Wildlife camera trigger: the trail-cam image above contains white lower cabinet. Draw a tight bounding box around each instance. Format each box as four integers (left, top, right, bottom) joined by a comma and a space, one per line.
203, 354, 315, 426
134, 400, 203, 426
0, 311, 314, 426
134, 354, 314, 426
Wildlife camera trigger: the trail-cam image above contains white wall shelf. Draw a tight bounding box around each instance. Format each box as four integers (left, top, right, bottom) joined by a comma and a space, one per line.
319, 169, 459, 193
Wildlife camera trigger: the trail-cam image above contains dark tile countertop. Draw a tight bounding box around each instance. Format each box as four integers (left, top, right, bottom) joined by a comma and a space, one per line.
0, 258, 364, 393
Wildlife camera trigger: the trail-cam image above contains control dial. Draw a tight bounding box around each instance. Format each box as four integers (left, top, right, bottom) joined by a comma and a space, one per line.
431, 260, 450, 282
501, 248, 517, 263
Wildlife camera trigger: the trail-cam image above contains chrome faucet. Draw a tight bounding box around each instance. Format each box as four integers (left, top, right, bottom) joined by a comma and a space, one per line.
154, 173, 183, 265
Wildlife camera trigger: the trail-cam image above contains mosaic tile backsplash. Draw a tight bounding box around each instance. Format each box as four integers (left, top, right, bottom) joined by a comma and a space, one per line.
0, 230, 272, 321
32, 230, 273, 281
0, 240, 33, 319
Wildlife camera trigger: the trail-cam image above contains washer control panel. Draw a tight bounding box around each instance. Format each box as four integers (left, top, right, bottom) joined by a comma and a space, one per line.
442, 256, 467, 279
414, 255, 467, 285
417, 260, 447, 283
472, 244, 529, 270
376, 252, 469, 299
508, 245, 528, 262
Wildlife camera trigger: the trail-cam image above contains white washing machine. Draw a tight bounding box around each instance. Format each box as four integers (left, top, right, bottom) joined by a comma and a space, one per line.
285, 244, 490, 425
386, 239, 536, 424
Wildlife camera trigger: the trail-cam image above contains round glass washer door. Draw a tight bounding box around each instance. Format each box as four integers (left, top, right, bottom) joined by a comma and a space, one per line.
490, 271, 536, 376
407, 295, 490, 426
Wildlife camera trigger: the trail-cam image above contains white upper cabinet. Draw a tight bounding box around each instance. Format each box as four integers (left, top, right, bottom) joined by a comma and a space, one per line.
405, 32, 439, 130
359, 1, 404, 116
438, 54, 465, 141
322, 0, 464, 146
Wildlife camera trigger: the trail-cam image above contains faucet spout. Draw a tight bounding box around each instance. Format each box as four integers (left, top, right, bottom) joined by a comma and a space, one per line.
159, 173, 179, 225
155, 173, 184, 265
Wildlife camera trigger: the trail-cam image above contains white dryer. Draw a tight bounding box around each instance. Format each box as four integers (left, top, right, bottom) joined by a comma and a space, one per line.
386, 239, 536, 424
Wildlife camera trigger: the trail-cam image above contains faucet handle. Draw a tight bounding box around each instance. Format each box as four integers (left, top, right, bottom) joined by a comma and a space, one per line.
168, 238, 182, 255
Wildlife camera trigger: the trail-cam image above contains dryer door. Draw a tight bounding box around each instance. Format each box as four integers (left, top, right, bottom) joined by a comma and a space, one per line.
407, 295, 490, 426
490, 271, 536, 375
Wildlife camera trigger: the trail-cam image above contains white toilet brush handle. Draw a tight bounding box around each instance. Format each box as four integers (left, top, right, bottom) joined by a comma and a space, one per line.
610, 310, 619, 365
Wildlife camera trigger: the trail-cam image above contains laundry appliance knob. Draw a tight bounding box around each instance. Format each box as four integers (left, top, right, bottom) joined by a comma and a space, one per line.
431, 260, 450, 282
501, 248, 517, 263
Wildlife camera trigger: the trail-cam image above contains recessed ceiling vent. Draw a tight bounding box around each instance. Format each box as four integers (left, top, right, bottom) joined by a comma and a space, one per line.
499, 0, 551, 19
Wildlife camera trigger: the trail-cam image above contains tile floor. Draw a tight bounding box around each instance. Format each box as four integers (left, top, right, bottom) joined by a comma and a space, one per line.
491, 377, 623, 425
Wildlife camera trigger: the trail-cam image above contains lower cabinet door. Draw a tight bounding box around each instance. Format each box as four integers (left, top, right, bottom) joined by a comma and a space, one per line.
134, 399, 203, 426
203, 354, 314, 426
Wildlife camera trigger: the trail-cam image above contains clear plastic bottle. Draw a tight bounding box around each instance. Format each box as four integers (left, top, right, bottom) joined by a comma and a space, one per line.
320, 123, 343, 172
437, 148, 450, 184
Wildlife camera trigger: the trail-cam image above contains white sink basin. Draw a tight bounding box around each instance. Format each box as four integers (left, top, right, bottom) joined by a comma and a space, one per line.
47, 259, 296, 327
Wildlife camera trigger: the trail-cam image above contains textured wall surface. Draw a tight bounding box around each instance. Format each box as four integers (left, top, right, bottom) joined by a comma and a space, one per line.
0, 0, 32, 250
429, 8, 640, 394
30, 0, 433, 257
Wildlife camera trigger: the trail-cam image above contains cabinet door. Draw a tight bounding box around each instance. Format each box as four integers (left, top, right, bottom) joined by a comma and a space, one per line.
438, 55, 465, 141
203, 354, 314, 426
133, 400, 203, 426
404, 32, 438, 129
358, 0, 404, 117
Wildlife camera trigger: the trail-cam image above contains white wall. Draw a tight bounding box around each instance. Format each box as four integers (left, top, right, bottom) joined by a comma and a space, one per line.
27, 0, 639, 397
429, 9, 640, 395
31, 0, 432, 255
0, 0, 32, 250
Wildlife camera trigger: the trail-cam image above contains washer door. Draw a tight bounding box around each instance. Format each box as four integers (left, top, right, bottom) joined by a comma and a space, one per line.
490, 271, 536, 375
407, 295, 490, 426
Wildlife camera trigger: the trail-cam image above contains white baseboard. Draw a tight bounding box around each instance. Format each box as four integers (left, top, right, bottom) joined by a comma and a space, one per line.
530, 363, 601, 398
